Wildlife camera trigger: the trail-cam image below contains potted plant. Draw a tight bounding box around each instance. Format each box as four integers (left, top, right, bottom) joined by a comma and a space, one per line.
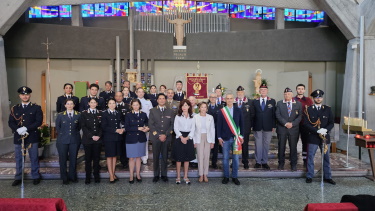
38, 124, 51, 159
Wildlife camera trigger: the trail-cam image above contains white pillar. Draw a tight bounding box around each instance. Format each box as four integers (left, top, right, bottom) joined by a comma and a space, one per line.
71, 5, 83, 27
275, 8, 285, 30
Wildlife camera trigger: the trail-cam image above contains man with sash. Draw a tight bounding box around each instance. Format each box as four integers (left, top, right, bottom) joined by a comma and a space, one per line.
217, 93, 244, 185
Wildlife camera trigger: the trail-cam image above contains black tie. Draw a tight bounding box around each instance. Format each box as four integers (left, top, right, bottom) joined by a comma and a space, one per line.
161, 108, 164, 112
179, 93, 181, 97
23, 105, 26, 109
69, 113, 72, 119
317, 106, 320, 111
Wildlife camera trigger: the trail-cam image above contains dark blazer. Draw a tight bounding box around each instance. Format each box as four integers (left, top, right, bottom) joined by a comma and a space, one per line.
217, 106, 244, 141
56, 94, 79, 113
275, 100, 302, 135
207, 103, 222, 124
8, 103, 43, 145
303, 105, 334, 145
101, 110, 123, 142
55, 111, 81, 144
252, 97, 276, 131
116, 102, 131, 122
148, 106, 175, 142
147, 93, 158, 107
236, 100, 255, 135
173, 91, 186, 101
125, 111, 148, 144
99, 90, 115, 108
130, 91, 137, 98
122, 96, 133, 105
80, 110, 102, 145
80, 96, 105, 112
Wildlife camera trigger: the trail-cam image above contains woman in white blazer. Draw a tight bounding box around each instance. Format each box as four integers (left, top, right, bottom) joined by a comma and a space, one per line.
193, 102, 215, 182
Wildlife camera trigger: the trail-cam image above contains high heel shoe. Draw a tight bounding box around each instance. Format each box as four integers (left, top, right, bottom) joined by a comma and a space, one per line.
183, 178, 191, 185
110, 179, 115, 184
114, 175, 119, 182
175, 178, 181, 184
136, 177, 142, 183
129, 178, 134, 184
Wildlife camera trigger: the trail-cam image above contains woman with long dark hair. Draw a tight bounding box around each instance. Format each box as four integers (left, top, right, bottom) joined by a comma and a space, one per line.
56, 83, 79, 112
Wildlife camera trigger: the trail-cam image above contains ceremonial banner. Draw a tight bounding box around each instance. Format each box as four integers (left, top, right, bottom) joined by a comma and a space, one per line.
186, 73, 208, 99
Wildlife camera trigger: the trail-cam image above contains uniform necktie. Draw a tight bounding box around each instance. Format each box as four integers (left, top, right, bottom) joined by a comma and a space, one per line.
161, 107, 164, 112
69, 113, 72, 119
217, 98, 220, 105
68, 96, 71, 99
261, 99, 265, 111
23, 105, 26, 109
287, 102, 291, 117
317, 106, 320, 111
239, 99, 242, 107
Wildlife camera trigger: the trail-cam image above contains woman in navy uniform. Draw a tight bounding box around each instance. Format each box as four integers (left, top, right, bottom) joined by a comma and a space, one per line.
147, 85, 158, 107
125, 99, 149, 184
56, 83, 79, 113
122, 87, 133, 105
80, 98, 102, 184
101, 99, 124, 183
55, 99, 81, 185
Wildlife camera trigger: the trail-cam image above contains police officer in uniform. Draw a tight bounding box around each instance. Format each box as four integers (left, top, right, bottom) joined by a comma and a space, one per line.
8, 86, 43, 186
304, 89, 335, 185
99, 81, 115, 108
147, 85, 158, 107
149, 94, 175, 183
173, 80, 186, 101
80, 83, 105, 112
207, 92, 222, 169
166, 89, 180, 114
56, 83, 79, 113
122, 87, 133, 105
114, 91, 131, 169
235, 86, 255, 169
80, 98, 102, 184
215, 84, 226, 107
55, 99, 81, 184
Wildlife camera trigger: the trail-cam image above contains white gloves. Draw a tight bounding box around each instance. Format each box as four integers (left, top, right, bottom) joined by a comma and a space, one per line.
317, 128, 328, 136
16, 127, 28, 135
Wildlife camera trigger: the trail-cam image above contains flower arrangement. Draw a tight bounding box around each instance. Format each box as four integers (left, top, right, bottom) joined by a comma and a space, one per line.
38, 124, 51, 148
218, 83, 227, 96
142, 82, 151, 94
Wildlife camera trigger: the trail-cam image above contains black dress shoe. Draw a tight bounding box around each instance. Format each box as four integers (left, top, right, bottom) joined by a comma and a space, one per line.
324, 179, 336, 185
94, 178, 100, 183
254, 163, 261, 168
278, 164, 284, 170
161, 176, 168, 182
153, 176, 159, 183
12, 180, 21, 186
222, 177, 229, 184
114, 175, 119, 182
212, 164, 218, 169
70, 179, 78, 183
136, 177, 142, 183
291, 166, 297, 172
262, 164, 270, 170
110, 180, 115, 184
129, 179, 134, 184
306, 178, 312, 183
232, 178, 240, 185
244, 163, 249, 169
85, 179, 91, 185
63, 180, 69, 185
33, 178, 41, 185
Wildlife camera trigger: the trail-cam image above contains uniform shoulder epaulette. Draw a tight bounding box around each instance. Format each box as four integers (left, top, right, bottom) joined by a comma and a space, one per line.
82, 110, 88, 113
58, 111, 65, 115
146, 99, 150, 101
74, 111, 80, 115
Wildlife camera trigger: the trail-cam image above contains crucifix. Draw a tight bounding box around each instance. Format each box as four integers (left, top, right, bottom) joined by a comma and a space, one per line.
41, 38, 53, 128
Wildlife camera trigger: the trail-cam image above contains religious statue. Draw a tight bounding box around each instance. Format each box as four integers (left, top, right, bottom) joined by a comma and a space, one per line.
253, 69, 262, 95
166, 13, 192, 46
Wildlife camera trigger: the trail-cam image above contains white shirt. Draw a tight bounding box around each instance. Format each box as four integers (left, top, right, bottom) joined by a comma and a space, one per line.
260, 97, 267, 106
89, 108, 97, 113
315, 104, 322, 110
22, 102, 30, 107
138, 98, 152, 117
200, 116, 207, 133
174, 114, 195, 139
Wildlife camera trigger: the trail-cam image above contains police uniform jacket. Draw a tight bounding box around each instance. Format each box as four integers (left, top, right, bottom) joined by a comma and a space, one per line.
80, 96, 105, 112
99, 90, 115, 107
8, 103, 43, 145
116, 102, 131, 122
80, 110, 102, 145
147, 93, 158, 107
101, 110, 123, 142
56, 94, 79, 113
235, 98, 255, 135
148, 106, 175, 142
122, 95, 133, 105
173, 91, 186, 101
55, 111, 81, 144
275, 100, 302, 135
207, 103, 222, 123
125, 111, 148, 144
252, 97, 276, 131
303, 105, 334, 145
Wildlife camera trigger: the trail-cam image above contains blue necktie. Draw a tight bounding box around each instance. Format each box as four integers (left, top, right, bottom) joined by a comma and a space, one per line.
261, 99, 265, 111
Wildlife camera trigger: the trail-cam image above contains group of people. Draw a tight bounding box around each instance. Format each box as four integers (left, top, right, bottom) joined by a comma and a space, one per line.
8, 79, 336, 187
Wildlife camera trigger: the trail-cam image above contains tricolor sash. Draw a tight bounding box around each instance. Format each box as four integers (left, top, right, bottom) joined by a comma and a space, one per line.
221, 106, 243, 154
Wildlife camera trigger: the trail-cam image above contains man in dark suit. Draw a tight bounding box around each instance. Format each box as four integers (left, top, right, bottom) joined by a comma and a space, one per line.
99, 81, 115, 108
149, 94, 175, 183
80, 83, 105, 112
173, 80, 186, 101
235, 86, 255, 169
8, 86, 43, 186
207, 92, 222, 169
275, 88, 302, 171
217, 93, 244, 185
115, 91, 131, 169
252, 84, 276, 170
304, 89, 335, 185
